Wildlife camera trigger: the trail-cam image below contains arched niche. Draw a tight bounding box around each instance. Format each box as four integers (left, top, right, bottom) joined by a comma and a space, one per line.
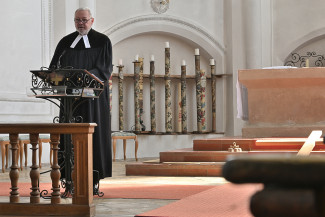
284, 32, 325, 68
103, 15, 225, 74
104, 15, 226, 133
282, 27, 325, 67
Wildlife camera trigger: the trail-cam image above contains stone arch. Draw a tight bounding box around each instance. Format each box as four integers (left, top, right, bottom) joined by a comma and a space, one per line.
282, 28, 325, 62
103, 15, 225, 73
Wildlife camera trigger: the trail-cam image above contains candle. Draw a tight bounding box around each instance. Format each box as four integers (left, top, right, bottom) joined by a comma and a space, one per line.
151, 55, 155, 61
195, 48, 199, 55
135, 54, 139, 61
165, 42, 170, 48
119, 59, 123, 66
306, 59, 310, 67
182, 60, 186, 66
210, 59, 215, 66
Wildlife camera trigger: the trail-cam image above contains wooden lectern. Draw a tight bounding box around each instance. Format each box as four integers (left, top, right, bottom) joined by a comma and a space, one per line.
30, 68, 104, 197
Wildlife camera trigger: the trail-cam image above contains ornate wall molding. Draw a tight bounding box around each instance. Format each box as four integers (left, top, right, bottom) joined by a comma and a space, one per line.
103, 15, 225, 56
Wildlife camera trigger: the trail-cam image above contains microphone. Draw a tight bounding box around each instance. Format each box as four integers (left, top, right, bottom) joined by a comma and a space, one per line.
56, 50, 66, 69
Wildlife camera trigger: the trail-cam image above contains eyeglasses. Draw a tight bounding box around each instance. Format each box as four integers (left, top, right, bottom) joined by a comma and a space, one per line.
74, 18, 92, 24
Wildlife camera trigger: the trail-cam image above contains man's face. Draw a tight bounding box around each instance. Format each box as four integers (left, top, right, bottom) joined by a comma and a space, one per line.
74, 10, 94, 35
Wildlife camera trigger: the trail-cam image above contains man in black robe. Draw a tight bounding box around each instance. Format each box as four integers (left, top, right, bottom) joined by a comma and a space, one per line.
49, 7, 112, 181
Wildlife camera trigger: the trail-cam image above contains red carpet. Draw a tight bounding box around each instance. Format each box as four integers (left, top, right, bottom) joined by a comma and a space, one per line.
0, 182, 216, 200
136, 183, 261, 217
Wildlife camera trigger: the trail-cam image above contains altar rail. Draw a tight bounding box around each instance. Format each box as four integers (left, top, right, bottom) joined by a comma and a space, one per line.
0, 123, 96, 217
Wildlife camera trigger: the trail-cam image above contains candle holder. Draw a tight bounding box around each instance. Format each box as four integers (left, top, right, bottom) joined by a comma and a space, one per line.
117, 65, 124, 131
177, 82, 182, 133
150, 60, 156, 133
133, 60, 141, 133
165, 47, 172, 133
181, 65, 187, 133
210, 64, 216, 132
139, 58, 145, 131
200, 69, 206, 132
195, 54, 202, 132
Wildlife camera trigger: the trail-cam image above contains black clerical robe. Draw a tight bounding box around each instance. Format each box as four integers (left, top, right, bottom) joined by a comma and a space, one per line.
50, 29, 113, 179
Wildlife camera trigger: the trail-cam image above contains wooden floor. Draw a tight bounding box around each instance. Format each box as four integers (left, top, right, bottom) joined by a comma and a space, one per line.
126, 137, 325, 176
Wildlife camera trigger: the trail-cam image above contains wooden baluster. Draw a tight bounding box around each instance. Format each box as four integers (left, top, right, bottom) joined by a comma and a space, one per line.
29, 133, 40, 203
9, 133, 19, 203
50, 133, 61, 204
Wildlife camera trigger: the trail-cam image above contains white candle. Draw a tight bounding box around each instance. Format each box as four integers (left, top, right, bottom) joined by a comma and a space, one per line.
119, 59, 123, 65
165, 42, 170, 48
210, 59, 215, 66
151, 55, 155, 61
182, 60, 186, 66
135, 54, 139, 61
306, 59, 310, 67
195, 48, 200, 55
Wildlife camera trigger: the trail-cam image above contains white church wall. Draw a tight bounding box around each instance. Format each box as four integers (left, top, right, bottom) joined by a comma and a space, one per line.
95, 0, 224, 48
272, 0, 325, 65
0, 0, 57, 169
0, 1, 55, 124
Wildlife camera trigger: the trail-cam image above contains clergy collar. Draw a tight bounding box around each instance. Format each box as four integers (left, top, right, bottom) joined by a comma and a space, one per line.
70, 34, 91, 48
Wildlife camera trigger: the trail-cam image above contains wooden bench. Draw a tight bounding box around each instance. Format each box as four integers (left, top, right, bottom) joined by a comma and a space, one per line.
0, 136, 10, 173
112, 131, 138, 161
19, 134, 51, 169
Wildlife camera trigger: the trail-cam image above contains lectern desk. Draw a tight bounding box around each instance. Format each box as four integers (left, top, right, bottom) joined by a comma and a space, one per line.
30, 68, 104, 197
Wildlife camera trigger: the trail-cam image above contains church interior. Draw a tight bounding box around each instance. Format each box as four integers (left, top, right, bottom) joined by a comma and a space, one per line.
2, 0, 325, 216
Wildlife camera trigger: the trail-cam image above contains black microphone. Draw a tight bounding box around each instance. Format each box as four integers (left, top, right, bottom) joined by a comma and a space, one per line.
56, 50, 66, 69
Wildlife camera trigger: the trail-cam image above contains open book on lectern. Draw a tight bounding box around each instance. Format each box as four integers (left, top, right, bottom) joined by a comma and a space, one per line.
30, 68, 104, 98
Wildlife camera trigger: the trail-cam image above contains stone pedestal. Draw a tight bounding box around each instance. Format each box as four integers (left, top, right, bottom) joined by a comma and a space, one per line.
239, 67, 325, 137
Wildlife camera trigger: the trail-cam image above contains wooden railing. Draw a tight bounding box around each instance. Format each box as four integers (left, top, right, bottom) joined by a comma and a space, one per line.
0, 123, 96, 217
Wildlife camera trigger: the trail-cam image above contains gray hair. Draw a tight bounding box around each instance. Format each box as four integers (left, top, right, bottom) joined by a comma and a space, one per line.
75, 7, 92, 18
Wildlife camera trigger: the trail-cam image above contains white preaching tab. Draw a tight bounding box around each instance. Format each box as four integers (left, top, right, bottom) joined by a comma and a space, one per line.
70, 34, 91, 48
70, 35, 82, 48
82, 35, 91, 48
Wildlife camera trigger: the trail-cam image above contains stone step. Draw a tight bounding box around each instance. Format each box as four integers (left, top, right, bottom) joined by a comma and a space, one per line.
254, 138, 325, 150
126, 137, 325, 177
193, 137, 255, 151
126, 161, 224, 177
160, 148, 325, 163
193, 137, 325, 151
159, 148, 248, 162
126, 151, 325, 177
